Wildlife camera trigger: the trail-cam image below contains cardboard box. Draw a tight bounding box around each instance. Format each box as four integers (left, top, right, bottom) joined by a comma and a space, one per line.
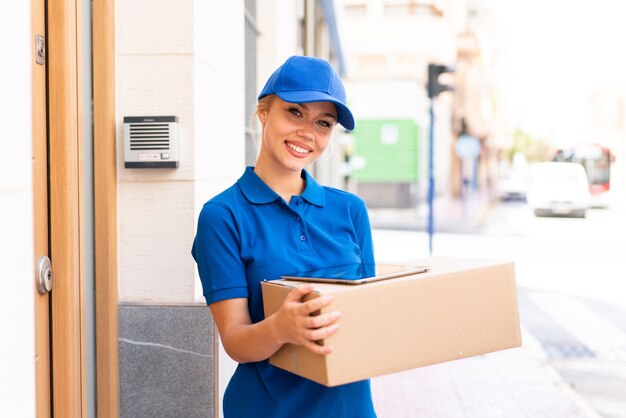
261, 257, 521, 387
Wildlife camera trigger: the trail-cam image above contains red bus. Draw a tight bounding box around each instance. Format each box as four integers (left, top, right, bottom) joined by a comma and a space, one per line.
552, 144, 613, 205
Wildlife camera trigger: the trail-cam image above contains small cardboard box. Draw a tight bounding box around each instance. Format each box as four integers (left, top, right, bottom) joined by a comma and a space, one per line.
261, 256, 521, 387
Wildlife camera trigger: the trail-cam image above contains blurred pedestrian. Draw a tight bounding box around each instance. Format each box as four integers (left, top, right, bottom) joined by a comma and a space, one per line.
192, 55, 377, 417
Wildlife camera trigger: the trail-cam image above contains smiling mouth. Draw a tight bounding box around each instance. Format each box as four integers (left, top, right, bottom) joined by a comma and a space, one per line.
287, 142, 312, 155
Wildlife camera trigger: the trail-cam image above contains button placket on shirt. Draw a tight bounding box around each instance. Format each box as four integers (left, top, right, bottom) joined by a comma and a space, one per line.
289, 198, 313, 253
296, 225, 312, 251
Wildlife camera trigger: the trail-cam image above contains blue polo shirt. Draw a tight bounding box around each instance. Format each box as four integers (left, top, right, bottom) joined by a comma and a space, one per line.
192, 166, 376, 418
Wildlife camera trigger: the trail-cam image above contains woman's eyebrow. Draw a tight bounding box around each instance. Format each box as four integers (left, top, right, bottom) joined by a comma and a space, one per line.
297, 103, 337, 120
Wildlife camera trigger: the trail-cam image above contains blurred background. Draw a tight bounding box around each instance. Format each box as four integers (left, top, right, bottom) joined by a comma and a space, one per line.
324, 1, 626, 416
332, 0, 624, 213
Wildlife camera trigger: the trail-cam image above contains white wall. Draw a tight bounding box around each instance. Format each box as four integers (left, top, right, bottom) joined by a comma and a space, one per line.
116, 3, 246, 415
192, 0, 246, 229
0, 3, 36, 416
116, 0, 245, 303
192, 4, 246, 412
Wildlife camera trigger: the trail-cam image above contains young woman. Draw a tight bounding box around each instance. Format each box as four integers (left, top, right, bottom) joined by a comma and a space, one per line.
192, 55, 377, 417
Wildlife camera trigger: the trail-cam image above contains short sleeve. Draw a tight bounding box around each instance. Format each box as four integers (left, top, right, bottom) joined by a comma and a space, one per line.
191, 202, 249, 305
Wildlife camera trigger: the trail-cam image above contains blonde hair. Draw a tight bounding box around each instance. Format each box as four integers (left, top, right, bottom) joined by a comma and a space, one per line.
248, 95, 276, 160
255, 94, 276, 120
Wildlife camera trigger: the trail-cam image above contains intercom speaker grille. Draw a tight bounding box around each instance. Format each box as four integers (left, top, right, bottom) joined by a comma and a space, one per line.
123, 115, 178, 168
128, 123, 171, 151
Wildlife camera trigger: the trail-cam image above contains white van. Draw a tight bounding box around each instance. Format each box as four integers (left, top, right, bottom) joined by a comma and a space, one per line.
527, 162, 591, 218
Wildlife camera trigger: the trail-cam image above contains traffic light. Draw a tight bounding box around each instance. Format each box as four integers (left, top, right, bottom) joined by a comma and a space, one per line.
427, 63, 454, 98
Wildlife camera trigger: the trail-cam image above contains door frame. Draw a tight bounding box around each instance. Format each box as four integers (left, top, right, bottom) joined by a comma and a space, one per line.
93, 0, 120, 416
33, 0, 119, 416
32, 0, 50, 415
47, 0, 86, 415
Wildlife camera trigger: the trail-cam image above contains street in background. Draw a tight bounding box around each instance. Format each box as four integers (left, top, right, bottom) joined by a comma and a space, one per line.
370, 198, 626, 417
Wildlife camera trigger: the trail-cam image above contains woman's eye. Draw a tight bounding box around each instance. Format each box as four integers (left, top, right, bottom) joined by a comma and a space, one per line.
288, 107, 303, 117
317, 120, 332, 128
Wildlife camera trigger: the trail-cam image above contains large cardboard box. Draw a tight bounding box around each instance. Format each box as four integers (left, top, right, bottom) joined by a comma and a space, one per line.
261, 257, 521, 387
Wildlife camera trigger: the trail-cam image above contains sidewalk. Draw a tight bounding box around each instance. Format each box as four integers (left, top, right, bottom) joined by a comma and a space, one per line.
367, 200, 601, 417
368, 192, 495, 234
371, 327, 600, 418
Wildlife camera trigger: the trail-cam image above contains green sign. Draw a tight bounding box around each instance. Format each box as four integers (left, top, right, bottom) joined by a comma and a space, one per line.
352, 119, 420, 182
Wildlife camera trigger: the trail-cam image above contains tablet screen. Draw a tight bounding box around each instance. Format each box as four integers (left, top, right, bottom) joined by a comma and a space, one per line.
284, 263, 377, 281
281, 263, 430, 284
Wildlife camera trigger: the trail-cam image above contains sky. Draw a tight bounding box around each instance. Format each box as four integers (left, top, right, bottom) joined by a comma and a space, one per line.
485, 0, 626, 145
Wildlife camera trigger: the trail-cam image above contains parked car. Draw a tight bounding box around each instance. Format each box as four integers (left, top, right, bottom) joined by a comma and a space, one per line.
497, 170, 530, 202
527, 162, 591, 218
497, 153, 530, 202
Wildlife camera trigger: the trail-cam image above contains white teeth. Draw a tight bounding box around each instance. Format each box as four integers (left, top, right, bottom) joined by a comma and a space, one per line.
287, 143, 311, 154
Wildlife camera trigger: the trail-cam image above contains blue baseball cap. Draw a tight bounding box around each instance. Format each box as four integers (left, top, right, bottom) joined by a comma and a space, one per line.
258, 55, 355, 131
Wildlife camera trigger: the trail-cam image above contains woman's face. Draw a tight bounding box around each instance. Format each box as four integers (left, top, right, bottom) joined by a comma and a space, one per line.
257, 96, 337, 173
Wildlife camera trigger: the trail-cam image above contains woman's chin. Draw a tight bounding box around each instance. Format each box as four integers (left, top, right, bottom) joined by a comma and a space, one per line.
282, 155, 314, 171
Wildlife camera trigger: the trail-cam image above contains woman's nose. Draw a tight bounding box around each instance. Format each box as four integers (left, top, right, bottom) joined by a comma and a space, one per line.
296, 125, 315, 140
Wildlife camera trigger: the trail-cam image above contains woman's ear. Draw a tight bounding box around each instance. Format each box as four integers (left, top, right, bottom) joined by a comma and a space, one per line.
258, 108, 268, 124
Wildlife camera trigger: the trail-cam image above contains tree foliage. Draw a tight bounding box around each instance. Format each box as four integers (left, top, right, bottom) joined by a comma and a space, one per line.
503, 128, 551, 162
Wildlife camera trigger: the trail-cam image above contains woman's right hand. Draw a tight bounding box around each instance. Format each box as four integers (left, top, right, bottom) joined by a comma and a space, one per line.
271, 284, 341, 355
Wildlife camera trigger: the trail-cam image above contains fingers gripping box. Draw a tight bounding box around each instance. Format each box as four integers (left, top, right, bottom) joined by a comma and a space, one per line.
261, 257, 522, 387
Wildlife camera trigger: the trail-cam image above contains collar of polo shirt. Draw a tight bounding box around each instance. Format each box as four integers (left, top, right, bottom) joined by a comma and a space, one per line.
238, 166, 325, 207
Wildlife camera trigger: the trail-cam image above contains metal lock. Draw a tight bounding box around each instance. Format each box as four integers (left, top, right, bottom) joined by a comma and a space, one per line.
36, 35, 45, 65
36, 256, 53, 294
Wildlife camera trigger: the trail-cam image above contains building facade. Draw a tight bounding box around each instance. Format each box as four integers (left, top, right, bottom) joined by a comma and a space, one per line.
1, 1, 344, 417
341, 0, 498, 206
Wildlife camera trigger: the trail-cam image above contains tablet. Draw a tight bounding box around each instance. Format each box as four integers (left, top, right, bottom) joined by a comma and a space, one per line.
280, 263, 431, 285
